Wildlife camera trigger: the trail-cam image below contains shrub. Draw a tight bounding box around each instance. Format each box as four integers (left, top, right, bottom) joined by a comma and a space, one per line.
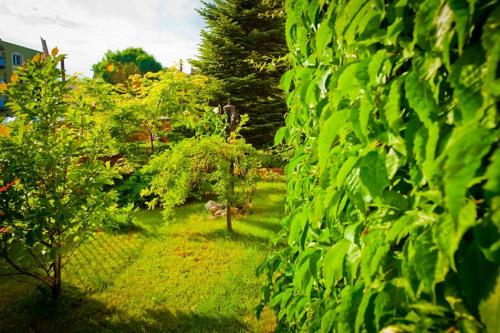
142, 135, 259, 220
259, 0, 499, 332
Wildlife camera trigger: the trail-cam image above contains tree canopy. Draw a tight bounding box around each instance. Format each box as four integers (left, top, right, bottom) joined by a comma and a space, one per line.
92, 48, 163, 85
192, 0, 288, 147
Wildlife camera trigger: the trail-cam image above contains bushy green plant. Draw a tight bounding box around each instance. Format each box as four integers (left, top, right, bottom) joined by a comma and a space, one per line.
259, 0, 499, 332
142, 135, 259, 220
0, 51, 118, 300
257, 145, 291, 168
115, 171, 151, 207
104, 203, 138, 233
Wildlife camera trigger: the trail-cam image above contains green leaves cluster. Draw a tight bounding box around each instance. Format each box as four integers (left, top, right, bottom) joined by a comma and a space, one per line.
92, 47, 163, 85
141, 135, 259, 220
260, 0, 499, 332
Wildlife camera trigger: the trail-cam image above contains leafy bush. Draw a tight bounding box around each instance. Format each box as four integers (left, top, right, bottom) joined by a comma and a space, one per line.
259, 0, 499, 332
104, 203, 138, 233
257, 145, 292, 168
115, 171, 151, 207
142, 135, 259, 220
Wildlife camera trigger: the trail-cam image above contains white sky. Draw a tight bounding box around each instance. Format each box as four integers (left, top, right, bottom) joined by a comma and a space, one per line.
0, 0, 204, 77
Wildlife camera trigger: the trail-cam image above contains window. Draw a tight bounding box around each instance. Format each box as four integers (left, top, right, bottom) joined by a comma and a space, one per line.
12, 53, 23, 66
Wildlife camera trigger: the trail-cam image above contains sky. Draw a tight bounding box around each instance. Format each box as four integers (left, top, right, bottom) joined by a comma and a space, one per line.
0, 0, 205, 77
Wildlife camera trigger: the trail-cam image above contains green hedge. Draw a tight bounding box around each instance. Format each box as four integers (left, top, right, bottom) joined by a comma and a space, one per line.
259, 0, 499, 332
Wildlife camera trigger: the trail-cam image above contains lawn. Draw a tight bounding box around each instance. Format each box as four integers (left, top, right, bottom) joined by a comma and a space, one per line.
0, 181, 285, 333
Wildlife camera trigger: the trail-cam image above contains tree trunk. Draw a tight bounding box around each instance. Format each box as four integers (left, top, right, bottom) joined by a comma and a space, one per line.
51, 253, 62, 301
226, 203, 232, 231
148, 128, 155, 153
226, 160, 235, 231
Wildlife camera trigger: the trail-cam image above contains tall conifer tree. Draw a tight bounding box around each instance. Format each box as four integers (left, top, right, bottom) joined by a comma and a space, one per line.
192, 0, 287, 147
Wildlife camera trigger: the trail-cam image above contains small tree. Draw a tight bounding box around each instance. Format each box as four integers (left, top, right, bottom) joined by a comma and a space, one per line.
0, 51, 118, 300
142, 110, 259, 228
92, 47, 163, 85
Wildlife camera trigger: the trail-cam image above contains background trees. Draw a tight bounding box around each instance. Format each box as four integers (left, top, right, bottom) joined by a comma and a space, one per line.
192, 0, 288, 147
0, 51, 118, 300
260, 0, 499, 332
92, 48, 163, 85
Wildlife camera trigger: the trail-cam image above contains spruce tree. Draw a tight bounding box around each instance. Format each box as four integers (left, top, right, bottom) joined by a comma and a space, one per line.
192, 0, 287, 147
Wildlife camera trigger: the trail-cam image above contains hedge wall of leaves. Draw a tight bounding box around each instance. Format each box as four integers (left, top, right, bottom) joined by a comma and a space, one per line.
259, 0, 499, 332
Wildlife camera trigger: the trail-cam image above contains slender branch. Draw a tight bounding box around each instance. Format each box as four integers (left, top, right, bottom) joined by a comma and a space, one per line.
0, 236, 51, 285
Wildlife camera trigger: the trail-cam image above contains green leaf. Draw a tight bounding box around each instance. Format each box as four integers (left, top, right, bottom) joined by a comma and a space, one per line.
385, 148, 400, 180
320, 309, 336, 333
485, 148, 500, 197
448, 0, 470, 53
289, 208, 309, 248
435, 201, 477, 270
368, 50, 389, 86
274, 127, 288, 145
337, 282, 365, 333
360, 151, 389, 198
336, 156, 359, 188
346, 167, 367, 214
478, 271, 500, 333
413, 230, 449, 296
359, 97, 372, 140
449, 44, 485, 121
316, 18, 333, 56
323, 239, 351, 290
361, 230, 390, 281
335, 0, 371, 39
355, 289, 376, 333
318, 110, 350, 173
385, 78, 403, 133
405, 70, 438, 128
374, 291, 394, 331
281, 70, 295, 93
444, 126, 494, 221
482, 6, 500, 97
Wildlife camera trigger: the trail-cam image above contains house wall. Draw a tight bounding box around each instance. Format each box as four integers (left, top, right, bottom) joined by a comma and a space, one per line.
0, 39, 41, 110
0, 39, 40, 83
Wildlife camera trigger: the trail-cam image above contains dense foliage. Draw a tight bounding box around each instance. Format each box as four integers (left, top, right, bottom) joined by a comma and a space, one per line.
260, 0, 499, 332
142, 135, 259, 220
72, 69, 221, 185
92, 47, 163, 85
192, 0, 288, 147
0, 51, 118, 299
142, 107, 259, 220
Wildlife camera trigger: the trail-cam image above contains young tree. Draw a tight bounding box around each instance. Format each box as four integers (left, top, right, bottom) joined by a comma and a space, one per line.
0, 51, 118, 300
192, 0, 288, 147
92, 47, 163, 85
142, 111, 259, 230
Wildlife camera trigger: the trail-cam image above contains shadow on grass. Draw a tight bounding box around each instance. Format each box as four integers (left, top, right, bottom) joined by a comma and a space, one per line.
188, 229, 271, 249
0, 284, 248, 333
239, 215, 282, 233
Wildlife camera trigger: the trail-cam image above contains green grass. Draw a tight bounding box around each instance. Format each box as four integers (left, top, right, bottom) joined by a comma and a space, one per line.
0, 181, 285, 332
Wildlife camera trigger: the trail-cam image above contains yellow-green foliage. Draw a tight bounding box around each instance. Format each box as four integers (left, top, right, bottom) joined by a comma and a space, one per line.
142, 135, 260, 220
260, 0, 499, 332
0, 51, 119, 297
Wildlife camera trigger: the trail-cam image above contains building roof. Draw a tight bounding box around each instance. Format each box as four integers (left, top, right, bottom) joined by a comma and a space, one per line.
0, 38, 41, 53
